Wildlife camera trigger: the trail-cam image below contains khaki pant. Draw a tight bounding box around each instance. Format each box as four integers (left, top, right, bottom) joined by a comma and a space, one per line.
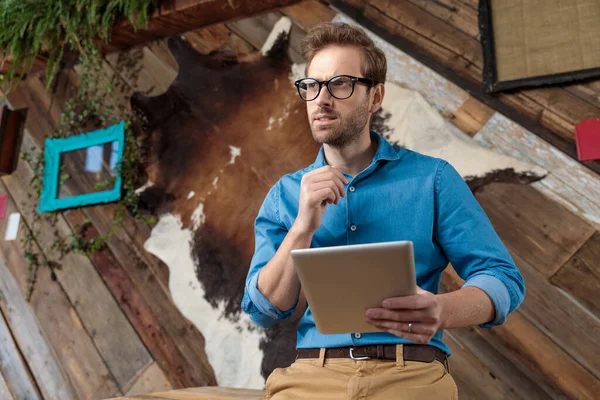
266, 345, 458, 399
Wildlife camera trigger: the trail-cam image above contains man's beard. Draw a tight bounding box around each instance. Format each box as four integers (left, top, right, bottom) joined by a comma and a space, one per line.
311, 97, 370, 148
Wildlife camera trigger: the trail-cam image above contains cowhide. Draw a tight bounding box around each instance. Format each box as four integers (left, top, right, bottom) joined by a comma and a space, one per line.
132, 17, 546, 388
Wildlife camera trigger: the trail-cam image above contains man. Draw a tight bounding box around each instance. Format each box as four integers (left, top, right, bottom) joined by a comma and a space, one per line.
242, 22, 525, 399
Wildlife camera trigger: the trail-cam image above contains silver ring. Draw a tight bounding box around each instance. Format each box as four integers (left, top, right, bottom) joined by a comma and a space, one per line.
408, 323, 413, 333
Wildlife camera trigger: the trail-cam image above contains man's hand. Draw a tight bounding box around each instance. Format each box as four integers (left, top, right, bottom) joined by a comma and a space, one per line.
365, 287, 444, 344
292, 165, 348, 234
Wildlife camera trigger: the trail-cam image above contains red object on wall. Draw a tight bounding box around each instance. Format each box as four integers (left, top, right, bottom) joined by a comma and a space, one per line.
575, 118, 600, 161
0, 194, 7, 220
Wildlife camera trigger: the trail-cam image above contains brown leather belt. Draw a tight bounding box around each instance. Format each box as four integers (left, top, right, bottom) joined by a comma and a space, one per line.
297, 345, 448, 370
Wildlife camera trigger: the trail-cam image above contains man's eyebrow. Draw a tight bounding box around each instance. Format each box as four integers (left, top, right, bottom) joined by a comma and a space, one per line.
304, 75, 337, 81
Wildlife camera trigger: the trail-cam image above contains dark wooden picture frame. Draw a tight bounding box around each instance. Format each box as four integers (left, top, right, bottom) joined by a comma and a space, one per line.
0, 105, 26, 176
479, 0, 600, 93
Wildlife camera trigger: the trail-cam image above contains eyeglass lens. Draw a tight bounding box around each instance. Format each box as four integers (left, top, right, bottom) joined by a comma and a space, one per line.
297, 76, 355, 101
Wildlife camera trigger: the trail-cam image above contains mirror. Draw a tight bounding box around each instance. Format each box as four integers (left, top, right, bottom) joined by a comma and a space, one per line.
38, 121, 125, 213
57, 141, 119, 199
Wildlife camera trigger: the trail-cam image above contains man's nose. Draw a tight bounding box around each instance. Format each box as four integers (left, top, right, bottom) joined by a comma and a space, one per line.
314, 85, 333, 107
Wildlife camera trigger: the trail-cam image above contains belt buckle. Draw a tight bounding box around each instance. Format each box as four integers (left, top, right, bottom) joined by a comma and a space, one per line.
349, 347, 370, 361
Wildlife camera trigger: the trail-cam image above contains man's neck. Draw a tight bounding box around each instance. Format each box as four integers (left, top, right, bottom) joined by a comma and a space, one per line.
323, 130, 377, 177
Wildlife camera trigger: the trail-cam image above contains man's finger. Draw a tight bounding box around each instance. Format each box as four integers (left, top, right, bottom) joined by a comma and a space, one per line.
365, 308, 429, 322
382, 295, 431, 310
376, 327, 431, 345
330, 165, 349, 184
331, 174, 346, 198
324, 165, 349, 188
314, 187, 337, 206
325, 174, 346, 200
310, 180, 342, 202
313, 171, 346, 198
366, 319, 413, 333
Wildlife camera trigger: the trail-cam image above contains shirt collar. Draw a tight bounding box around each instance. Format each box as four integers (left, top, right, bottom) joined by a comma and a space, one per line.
312, 131, 400, 169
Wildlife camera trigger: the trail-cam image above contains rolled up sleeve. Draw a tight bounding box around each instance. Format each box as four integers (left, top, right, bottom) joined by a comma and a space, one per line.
241, 181, 297, 328
434, 161, 526, 327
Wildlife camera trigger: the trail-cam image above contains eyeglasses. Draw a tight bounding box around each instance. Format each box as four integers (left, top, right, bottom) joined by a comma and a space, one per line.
294, 75, 375, 101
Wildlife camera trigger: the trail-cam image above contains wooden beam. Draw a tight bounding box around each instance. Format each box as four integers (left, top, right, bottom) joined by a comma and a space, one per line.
105, 0, 303, 53
565, 80, 600, 110
227, 1, 336, 64
227, 11, 303, 62
449, 96, 495, 137
182, 24, 255, 55
280, 0, 336, 31
405, 0, 479, 39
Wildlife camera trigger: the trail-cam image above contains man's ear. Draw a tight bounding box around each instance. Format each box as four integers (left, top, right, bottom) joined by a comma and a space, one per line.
370, 83, 385, 113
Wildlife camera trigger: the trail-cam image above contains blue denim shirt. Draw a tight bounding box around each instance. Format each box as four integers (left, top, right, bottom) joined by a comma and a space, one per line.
242, 132, 525, 356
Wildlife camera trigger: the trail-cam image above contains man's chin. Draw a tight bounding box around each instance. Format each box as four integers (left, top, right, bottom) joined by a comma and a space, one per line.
311, 128, 340, 144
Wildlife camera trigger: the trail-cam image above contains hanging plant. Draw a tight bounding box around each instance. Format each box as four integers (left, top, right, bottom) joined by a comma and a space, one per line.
0, 0, 155, 88
0, 0, 159, 300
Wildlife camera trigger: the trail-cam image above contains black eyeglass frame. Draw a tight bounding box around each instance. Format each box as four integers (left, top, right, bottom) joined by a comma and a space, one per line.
294, 74, 376, 101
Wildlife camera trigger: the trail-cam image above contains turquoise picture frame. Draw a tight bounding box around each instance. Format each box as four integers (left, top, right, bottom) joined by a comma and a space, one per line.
38, 121, 125, 213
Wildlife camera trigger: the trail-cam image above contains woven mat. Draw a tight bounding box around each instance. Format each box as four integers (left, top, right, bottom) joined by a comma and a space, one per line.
481, 0, 600, 91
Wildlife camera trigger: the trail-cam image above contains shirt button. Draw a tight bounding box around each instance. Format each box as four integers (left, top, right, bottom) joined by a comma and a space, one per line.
350, 225, 357, 232
354, 333, 362, 339
349, 186, 356, 192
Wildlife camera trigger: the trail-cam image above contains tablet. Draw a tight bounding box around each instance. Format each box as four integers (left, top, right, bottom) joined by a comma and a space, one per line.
291, 241, 416, 335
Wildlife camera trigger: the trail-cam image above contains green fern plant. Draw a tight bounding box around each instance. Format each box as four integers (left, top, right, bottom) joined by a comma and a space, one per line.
0, 0, 156, 89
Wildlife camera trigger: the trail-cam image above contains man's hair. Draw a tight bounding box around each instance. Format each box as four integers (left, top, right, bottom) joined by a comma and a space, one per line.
300, 22, 387, 84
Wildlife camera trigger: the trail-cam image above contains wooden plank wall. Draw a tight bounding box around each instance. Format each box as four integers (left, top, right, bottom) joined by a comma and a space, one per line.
1, 1, 599, 399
